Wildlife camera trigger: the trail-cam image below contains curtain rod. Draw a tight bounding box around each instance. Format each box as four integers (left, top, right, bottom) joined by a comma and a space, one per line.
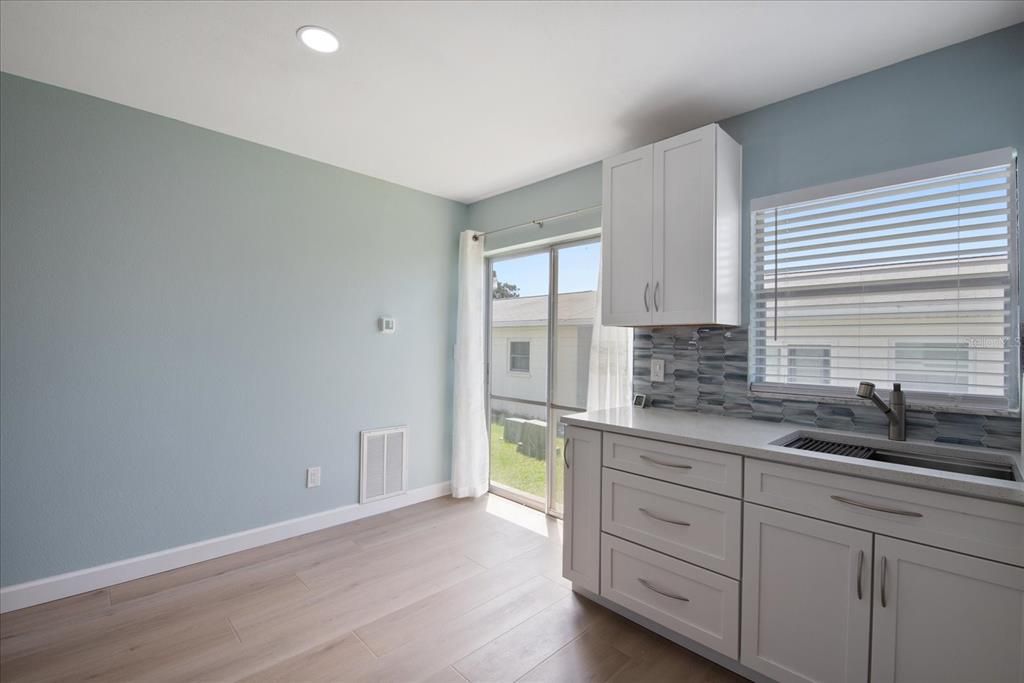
471, 204, 601, 241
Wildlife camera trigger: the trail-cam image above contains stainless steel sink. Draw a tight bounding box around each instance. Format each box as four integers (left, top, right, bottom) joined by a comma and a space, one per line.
866, 449, 1017, 481
774, 430, 1021, 482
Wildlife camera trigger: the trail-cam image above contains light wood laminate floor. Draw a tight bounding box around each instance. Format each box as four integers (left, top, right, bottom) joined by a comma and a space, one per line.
0, 494, 746, 682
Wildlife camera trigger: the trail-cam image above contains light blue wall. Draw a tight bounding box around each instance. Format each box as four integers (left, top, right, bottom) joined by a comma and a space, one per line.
470, 23, 1024, 294
0, 73, 466, 586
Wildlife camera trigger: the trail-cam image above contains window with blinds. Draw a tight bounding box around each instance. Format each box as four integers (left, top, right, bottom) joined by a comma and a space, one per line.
750, 149, 1019, 411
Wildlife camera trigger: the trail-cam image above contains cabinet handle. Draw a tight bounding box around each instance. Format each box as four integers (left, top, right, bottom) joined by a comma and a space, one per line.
829, 495, 923, 518
564, 438, 571, 469
654, 282, 660, 311
643, 283, 650, 312
639, 507, 691, 526
638, 578, 689, 602
856, 549, 864, 600
639, 454, 693, 469
881, 556, 888, 608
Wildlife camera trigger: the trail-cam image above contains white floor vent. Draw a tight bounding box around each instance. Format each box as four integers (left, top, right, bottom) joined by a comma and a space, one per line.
360, 426, 407, 503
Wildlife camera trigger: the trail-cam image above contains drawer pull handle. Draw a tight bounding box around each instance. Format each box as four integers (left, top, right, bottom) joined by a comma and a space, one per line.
639, 455, 693, 470
829, 495, 923, 518
856, 549, 864, 600
639, 508, 691, 526
638, 578, 690, 602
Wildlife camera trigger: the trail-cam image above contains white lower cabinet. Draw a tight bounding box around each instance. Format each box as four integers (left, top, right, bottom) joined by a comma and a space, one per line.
562, 426, 602, 594
561, 425, 1024, 683
741, 504, 872, 683
745, 459, 1024, 566
601, 468, 741, 578
871, 536, 1024, 683
601, 534, 739, 658
742, 503, 1024, 683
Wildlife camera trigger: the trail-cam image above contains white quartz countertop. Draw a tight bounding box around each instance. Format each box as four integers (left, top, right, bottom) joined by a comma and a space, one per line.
562, 407, 1024, 505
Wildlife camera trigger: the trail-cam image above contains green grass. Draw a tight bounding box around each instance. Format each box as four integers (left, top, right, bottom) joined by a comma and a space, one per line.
489, 422, 546, 498
489, 422, 566, 511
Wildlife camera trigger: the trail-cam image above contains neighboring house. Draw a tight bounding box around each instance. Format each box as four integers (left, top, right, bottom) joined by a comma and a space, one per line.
758, 264, 1008, 398
762, 331, 1006, 396
490, 291, 595, 421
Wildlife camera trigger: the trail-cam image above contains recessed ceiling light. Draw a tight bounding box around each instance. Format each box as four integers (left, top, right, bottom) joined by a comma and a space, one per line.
297, 26, 339, 54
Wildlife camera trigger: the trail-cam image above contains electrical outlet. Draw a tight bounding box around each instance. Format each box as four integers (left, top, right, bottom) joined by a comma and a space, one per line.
651, 358, 665, 383
306, 466, 321, 488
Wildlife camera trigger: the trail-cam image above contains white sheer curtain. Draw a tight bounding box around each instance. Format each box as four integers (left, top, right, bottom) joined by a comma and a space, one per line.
586, 265, 633, 411
451, 230, 489, 498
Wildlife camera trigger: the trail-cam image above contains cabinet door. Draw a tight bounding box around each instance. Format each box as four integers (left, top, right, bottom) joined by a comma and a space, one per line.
562, 426, 601, 593
741, 504, 872, 683
872, 536, 1024, 683
601, 146, 653, 326
652, 125, 715, 325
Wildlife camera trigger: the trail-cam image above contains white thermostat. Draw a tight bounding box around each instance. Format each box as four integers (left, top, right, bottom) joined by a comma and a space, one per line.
378, 317, 396, 334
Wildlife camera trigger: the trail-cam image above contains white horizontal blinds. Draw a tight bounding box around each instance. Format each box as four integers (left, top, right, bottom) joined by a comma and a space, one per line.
751, 152, 1018, 409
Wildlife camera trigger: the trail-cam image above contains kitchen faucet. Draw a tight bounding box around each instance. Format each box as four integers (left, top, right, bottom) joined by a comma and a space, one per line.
856, 381, 906, 441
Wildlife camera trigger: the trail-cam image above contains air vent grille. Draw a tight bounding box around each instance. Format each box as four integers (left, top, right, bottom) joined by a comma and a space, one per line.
360, 426, 407, 503
781, 436, 874, 459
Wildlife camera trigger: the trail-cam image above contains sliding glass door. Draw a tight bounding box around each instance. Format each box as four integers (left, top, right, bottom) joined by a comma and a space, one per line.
487, 238, 600, 516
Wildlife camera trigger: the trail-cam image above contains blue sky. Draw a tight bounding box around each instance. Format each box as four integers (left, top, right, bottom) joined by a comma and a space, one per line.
492, 242, 599, 297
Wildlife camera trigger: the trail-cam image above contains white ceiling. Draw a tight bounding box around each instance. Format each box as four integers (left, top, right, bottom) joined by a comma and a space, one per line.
1, 2, 1022, 204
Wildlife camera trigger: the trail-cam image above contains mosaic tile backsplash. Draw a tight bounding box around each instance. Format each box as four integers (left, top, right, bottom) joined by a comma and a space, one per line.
633, 326, 1022, 452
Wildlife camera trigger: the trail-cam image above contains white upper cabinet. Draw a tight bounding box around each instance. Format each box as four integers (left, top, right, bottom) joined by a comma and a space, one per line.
602, 146, 654, 326
601, 123, 741, 327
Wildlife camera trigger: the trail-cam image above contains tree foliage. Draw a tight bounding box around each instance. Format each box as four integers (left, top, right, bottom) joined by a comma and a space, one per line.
493, 277, 520, 299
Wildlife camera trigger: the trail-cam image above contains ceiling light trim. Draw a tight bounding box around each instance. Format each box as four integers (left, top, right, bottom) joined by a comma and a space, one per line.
296, 25, 339, 54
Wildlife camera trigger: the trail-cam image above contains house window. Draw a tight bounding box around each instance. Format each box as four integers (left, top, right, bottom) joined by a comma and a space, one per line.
509, 341, 530, 373
787, 346, 832, 385
750, 149, 1018, 410
895, 342, 970, 394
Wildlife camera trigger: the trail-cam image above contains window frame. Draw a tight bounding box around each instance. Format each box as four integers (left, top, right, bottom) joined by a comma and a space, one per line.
747, 148, 1020, 415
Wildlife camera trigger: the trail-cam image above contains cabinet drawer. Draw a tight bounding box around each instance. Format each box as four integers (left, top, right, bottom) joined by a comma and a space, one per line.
601, 534, 739, 658
602, 469, 741, 577
603, 432, 742, 497
746, 459, 1024, 566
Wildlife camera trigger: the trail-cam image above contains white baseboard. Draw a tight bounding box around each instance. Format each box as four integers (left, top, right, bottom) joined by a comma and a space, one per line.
0, 481, 451, 614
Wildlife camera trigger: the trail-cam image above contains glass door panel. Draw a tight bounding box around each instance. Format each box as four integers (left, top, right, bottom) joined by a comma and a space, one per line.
488, 239, 600, 516
489, 251, 549, 506
489, 401, 547, 508
489, 251, 549, 404
552, 242, 601, 410
547, 241, 600, 516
